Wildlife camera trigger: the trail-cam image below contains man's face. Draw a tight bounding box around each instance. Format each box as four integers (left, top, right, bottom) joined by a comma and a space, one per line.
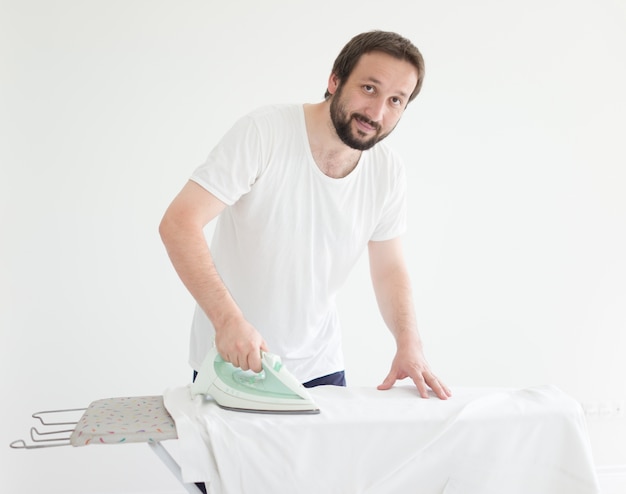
329, 51, 418, 151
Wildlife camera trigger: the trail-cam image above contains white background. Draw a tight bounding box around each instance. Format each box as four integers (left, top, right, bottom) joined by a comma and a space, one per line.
2, 0, 625, 492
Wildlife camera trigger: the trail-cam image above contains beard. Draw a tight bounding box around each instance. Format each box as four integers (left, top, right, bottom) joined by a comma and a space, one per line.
329, 85, 392, 151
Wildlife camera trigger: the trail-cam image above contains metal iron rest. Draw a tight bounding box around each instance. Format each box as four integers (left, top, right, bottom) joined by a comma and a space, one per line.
10, 407, 86, 450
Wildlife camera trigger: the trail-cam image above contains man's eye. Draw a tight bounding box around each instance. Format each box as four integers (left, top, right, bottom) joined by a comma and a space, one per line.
363, 85, 375, 93
391, 97, 402, 106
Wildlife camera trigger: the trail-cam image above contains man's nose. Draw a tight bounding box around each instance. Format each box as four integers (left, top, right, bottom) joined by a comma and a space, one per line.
364, 97, 385, 123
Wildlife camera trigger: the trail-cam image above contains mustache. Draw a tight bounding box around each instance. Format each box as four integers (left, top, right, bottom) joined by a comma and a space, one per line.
352, 113, 381, 132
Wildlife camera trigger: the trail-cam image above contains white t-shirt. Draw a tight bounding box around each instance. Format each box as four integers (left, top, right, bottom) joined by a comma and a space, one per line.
189, 104, 407, 382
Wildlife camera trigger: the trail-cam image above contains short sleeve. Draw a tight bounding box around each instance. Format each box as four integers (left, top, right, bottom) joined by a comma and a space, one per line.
369, 158, 408, 241
190, 114, 265, 206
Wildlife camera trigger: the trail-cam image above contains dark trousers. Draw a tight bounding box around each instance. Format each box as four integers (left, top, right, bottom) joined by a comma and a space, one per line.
192, 369, 346, 387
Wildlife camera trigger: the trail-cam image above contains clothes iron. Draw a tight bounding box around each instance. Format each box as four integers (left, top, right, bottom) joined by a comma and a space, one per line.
190, 345, 320, 414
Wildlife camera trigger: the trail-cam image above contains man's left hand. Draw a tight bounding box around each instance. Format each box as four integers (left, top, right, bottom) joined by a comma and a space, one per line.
377, 340, 452, 400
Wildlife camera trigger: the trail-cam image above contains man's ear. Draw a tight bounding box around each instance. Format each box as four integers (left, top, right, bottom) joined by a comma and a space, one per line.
327, 73, 340, 96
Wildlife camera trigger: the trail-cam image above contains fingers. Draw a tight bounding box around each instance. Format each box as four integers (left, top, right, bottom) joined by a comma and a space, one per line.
380, 364, 451, 400
439, 382, 452, 400
411, 373, 431, 399
220, 339, 268, 373
215, 322, 267, 372
246, 348, 263, 373
377, 372, 397, 391
225, 348, 262, 372
421, 372, 452, 400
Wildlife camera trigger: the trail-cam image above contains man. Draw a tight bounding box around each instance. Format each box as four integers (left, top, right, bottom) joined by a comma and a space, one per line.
160, 30, 451, 400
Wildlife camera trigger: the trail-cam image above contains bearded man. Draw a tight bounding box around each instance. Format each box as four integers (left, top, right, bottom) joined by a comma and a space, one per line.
159, 30, 451, 401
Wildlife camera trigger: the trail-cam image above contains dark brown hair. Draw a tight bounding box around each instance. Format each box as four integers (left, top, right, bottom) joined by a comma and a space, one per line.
324, 30, 425, 104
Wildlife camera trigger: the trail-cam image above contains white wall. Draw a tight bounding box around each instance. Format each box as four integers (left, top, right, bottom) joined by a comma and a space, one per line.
2, 0, 625, 492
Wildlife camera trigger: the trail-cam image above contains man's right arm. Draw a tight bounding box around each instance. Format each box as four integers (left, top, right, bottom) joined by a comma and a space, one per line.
158, 180, 266, 372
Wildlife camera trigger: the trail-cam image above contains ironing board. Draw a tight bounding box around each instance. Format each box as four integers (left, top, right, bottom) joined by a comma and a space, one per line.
164, 384, 601, 494
11, 385, 601, 494
69, 396, 177, 446
10, 396, 201, 494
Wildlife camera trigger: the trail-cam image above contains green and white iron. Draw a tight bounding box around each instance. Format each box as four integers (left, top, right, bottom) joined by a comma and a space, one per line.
190, 345, 320, 414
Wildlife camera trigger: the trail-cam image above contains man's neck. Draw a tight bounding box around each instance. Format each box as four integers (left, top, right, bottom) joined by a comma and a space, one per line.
303, 102, 362, 179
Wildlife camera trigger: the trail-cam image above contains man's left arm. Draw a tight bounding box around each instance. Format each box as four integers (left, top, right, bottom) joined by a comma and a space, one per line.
368, 238, 451, 400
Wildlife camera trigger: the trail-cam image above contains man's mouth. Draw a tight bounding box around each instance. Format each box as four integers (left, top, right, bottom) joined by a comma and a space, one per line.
353, 114, 380, 133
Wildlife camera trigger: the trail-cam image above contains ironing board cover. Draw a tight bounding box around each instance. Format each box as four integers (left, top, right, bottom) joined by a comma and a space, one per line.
70, 396, 177, 446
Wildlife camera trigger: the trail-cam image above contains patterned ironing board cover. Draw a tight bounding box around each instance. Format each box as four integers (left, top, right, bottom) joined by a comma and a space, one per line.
70, 396, 177, 446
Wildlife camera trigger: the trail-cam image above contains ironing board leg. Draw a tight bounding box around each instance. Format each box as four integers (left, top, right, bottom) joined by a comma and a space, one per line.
148, 442, 205, 494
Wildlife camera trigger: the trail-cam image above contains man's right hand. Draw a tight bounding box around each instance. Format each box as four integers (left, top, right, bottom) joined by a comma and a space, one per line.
214, 317, 268, 373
